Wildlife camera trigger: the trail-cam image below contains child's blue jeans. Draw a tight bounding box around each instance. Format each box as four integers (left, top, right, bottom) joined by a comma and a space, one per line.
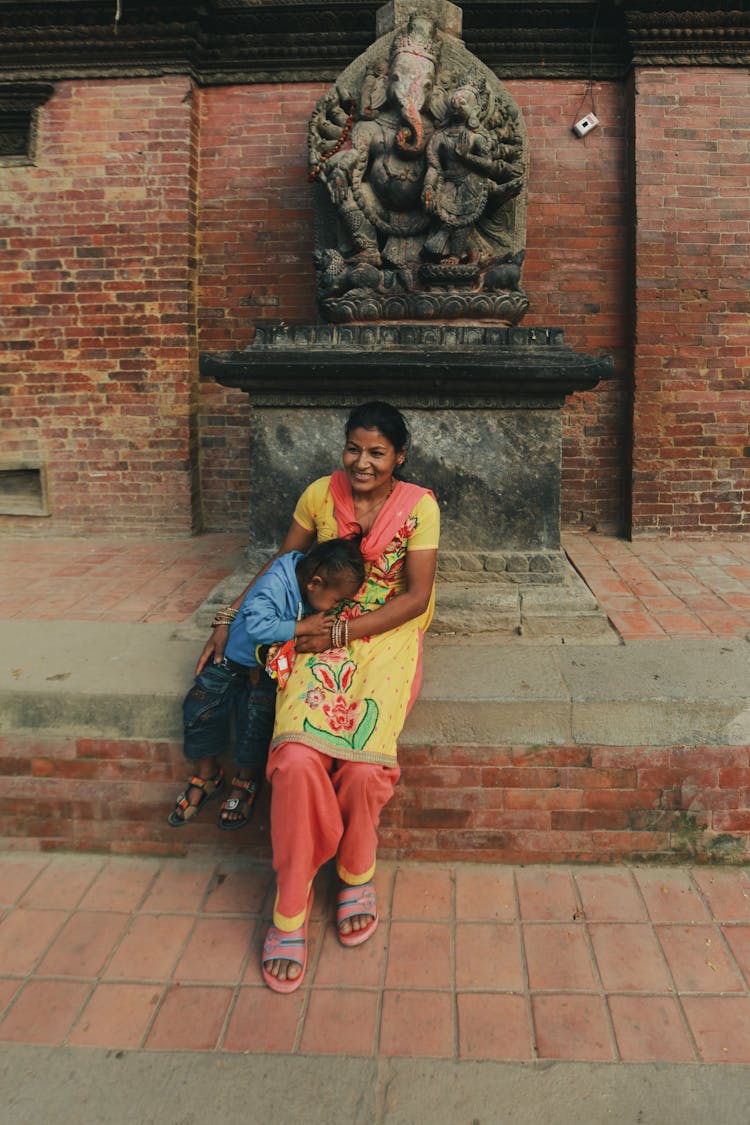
182, 657, 276, 770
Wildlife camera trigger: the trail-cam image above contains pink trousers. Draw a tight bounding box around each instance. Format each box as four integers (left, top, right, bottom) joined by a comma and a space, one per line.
266, 740, 400, 931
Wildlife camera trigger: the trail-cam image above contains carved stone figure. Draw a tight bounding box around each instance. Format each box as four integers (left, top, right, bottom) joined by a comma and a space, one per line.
314, 16, 440, 272
309, 4, 528, 323
422, 75, 523, 265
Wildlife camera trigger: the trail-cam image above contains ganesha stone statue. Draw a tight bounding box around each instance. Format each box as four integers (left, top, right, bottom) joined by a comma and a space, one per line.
309, 1, 528, 324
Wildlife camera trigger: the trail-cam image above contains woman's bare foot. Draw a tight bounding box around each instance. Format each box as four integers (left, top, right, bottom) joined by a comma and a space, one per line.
263, 957, 302, 983
261, 911, 310, 993
337, 883, 378, 946
338, 913, 372, 936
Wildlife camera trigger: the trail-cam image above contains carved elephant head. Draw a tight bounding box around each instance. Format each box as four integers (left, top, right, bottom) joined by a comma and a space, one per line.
386, 15, 440, 156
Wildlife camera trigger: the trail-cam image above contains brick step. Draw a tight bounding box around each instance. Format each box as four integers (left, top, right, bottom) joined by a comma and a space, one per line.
1, 622, 749, 862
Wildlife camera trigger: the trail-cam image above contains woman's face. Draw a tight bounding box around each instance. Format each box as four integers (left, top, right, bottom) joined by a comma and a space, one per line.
342, 426, 404, 494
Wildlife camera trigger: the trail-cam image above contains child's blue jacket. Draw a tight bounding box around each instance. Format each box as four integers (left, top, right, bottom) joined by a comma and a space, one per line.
223, 550, 304, 668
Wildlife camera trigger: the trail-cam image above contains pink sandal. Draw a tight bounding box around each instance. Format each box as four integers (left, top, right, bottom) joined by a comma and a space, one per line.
336, 882, 378, 947
261, 892, 313, 993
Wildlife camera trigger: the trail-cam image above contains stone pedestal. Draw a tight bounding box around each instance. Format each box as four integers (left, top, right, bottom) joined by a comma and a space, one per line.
201, 323, 613, 638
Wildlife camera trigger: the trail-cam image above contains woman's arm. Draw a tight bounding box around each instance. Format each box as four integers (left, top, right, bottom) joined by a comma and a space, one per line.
195, 518, 316, 673
295, 547, 438, 653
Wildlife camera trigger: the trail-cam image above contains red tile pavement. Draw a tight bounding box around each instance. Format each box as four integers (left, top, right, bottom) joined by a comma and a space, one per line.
0, 534, 245, 623
0, 979, 92, 1045
655, 924, 746, 994
223, 986, 305, 1053
68, 982, 160, 1049
516, 867, 578, 921
457, 992, 532, 1060
17, 857, 103, 910
563, 533, 750, 641
680, 996, 750, 1063
721, 926, 750, 986
2, 856, 748, 1061
608, 995, 695, 1063
144, 984, 233, 1051
0, 531, 747, 642
36, 911, 130, 978
379, 990, 455, 1057
531, 994, 615, 1060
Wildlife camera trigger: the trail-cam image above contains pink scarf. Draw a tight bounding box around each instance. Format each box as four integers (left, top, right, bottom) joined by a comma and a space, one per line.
328, 471, 433, 561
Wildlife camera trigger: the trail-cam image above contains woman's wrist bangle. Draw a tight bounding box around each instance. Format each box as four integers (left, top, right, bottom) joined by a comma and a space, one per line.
330, 615, 349, 649
211, 604, 238, 628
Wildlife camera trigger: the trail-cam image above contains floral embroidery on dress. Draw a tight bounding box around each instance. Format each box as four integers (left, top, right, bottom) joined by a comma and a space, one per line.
359, 515, 419, 613
302, 650, 379, 751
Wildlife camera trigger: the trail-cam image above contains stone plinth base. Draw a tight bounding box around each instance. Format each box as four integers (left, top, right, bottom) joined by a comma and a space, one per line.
242, 404, 564, 560
201, 322, 614, 635
192, 552, 613, 642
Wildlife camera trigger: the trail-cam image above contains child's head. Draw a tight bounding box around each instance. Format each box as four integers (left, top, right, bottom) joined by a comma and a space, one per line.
296, 537, 365, 612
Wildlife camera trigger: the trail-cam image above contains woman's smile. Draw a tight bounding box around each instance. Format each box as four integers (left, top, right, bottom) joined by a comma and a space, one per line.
342, 426, 403, 499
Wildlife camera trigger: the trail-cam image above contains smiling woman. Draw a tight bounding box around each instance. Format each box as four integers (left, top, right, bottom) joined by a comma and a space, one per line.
262, 402, 439, 990
198, 401, 440, 993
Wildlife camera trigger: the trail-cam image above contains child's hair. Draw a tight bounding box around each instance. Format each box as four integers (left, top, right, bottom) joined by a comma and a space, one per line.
296, 536, 365, 592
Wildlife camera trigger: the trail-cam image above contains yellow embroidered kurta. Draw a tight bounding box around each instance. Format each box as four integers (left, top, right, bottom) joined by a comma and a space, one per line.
270, 475, 440, 766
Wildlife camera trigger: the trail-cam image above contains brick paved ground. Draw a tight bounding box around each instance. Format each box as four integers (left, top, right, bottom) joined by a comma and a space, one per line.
0, 533, 245, 623
1, 531, 748, 640
0, 855, 749, 1061
562, 533, 750, 641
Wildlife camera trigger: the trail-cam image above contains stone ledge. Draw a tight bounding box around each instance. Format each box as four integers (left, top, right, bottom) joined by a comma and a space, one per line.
2, 621, 748, 748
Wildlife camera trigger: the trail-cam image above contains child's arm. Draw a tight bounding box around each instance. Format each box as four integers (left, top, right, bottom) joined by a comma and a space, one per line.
242, 587, 301, 648
195, 519, 316, 673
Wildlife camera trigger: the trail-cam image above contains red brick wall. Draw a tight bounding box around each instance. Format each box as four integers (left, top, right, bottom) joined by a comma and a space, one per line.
2, 735, 747, 863
509, 79, 631, 533
196, 84, 324, 532
631, 69, 750, 536
1, 78, 199, 535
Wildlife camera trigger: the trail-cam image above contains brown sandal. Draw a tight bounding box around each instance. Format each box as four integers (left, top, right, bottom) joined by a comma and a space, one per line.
167, 768, 224, 827
218, 776, 261, 831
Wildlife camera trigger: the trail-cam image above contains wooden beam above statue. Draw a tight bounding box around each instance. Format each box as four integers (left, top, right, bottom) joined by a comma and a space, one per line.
0, 2, 747, 85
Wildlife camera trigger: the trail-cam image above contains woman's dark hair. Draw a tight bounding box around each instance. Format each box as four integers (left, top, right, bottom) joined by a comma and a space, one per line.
297, 536, 365, 591
345, 401, 410, 471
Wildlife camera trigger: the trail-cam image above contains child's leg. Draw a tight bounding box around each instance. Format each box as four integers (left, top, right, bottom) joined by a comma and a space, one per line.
220, 671, 276, 827
169, 661, 239, 823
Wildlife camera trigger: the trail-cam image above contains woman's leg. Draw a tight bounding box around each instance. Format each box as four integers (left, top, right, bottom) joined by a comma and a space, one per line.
333, 760, 400, 884
267, 741, 340, 925
265, 741, 340, 981
333, 760, 400, 935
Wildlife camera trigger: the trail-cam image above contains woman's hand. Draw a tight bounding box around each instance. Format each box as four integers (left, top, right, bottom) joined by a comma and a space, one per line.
195, 624, 230, 675
295, 633, 335, 654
